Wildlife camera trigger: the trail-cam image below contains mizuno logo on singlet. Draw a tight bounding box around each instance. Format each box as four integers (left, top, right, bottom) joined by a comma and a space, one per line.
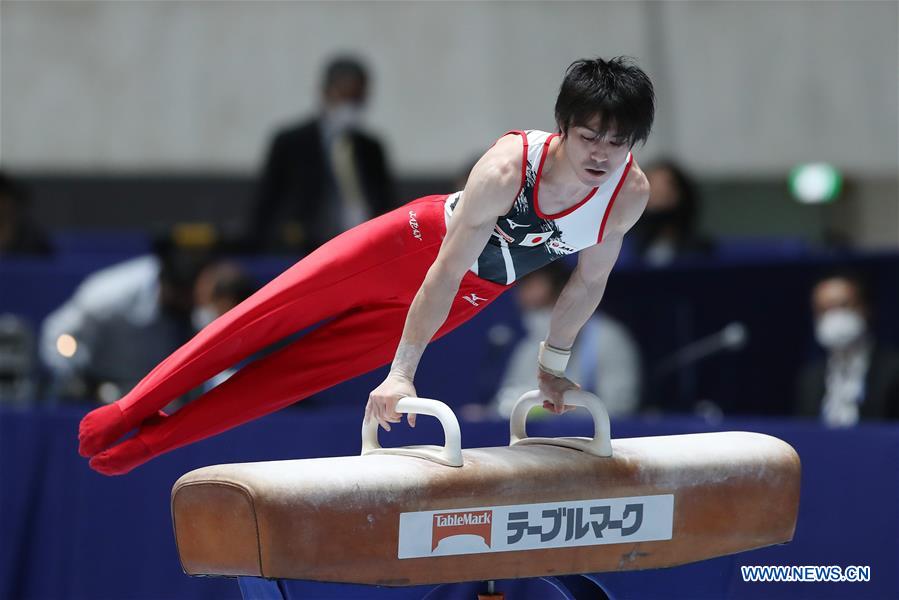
506, 219, 529, 230
462, 293, 487, 306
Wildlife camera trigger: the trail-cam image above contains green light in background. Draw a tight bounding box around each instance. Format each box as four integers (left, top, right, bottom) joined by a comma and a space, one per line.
789, 163, 843, 204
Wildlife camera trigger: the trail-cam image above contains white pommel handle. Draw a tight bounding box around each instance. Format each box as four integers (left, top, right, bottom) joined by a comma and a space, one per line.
361, 397, 463, 467
509, 389, 613, 457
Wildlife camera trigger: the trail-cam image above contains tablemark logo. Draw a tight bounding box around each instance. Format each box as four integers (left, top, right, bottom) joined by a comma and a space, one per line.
431, 510, 493, 550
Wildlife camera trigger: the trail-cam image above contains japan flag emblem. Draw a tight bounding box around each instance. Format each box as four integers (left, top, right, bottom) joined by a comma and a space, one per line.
519, 232, 550, 247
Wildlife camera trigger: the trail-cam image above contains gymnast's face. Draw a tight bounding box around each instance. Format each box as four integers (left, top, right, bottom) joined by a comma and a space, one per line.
561, 115, 630, 187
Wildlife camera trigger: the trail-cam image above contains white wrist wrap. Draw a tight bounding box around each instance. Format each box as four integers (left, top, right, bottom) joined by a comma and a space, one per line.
538, 341, 571, 377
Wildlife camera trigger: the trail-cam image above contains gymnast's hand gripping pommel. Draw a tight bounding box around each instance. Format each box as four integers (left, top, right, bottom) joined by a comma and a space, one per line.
360, 389, 613, 468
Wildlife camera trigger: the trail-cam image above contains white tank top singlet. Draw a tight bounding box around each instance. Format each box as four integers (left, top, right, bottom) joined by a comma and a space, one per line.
444, 129, 633, 285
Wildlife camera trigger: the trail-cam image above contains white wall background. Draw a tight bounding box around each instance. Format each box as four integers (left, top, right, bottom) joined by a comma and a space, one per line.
2, 1, 897, 177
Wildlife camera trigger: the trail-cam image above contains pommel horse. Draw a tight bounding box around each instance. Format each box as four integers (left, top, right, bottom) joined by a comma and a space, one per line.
170, 390, 801, 599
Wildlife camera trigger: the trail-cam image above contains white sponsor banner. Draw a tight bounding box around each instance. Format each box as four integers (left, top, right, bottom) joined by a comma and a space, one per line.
398, 494, 674, 559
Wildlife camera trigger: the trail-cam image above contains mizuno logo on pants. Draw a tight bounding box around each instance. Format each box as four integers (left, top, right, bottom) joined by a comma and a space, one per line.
409, 210, 423, 241
462, 293, 487, 306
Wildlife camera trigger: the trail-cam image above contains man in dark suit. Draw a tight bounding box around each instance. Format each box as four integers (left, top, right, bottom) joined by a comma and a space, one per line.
250, 56, 395, 254
796, 273, 899, 425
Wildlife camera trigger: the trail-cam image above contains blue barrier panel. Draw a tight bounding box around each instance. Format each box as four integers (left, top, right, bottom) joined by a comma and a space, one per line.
4, 252, 899, 416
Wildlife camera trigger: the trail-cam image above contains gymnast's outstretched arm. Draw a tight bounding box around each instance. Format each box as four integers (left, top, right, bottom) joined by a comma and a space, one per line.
365, 137, 523, 432
540, 165, 650, 414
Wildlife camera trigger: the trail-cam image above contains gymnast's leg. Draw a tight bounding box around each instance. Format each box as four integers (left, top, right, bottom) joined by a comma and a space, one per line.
90, 299, 411, 474
78, 198, 444, 458
90, 263, 511, 475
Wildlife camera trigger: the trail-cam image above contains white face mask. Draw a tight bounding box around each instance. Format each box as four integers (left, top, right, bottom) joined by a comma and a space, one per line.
191, 306, 218, 332
324, 102, 363, 135
815, 308, 866, 350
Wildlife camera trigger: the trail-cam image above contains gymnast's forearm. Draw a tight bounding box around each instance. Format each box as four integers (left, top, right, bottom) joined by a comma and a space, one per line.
546, 269, 607, 351
389, 272, 461, 381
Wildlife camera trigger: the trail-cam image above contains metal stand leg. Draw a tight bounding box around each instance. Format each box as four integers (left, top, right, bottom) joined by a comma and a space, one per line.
477, 578, 505, 599
237, 576, 287, 600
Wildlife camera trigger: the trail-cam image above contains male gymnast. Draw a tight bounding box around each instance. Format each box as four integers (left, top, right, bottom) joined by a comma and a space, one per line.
79, 56, 654, 475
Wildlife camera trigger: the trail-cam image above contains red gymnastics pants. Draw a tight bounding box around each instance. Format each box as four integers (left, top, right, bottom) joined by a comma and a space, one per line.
79, 195, 513, 475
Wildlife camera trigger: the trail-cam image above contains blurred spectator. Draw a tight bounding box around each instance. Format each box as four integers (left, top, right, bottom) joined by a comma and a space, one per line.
192, 261, 258, 332
190, 261, 257, 391
491, 261, 642, 418
796, 273, 899, 425
39, 240, 211, 405
0, 171, 53, 256
630, 160, 714, 266
0, 314, 35, 405
249, 55, 395, 254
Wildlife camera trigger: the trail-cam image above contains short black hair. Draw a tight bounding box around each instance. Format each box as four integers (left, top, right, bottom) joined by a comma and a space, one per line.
212, 270, 257, 304
153, 234, 215, 292
554, 57, 655, 148
321, 55, 368, 92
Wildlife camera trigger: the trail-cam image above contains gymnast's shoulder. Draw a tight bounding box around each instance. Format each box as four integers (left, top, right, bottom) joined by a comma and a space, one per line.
478, 133, 525, 181
606, 158, 650, 235
463, 134, 525, 212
